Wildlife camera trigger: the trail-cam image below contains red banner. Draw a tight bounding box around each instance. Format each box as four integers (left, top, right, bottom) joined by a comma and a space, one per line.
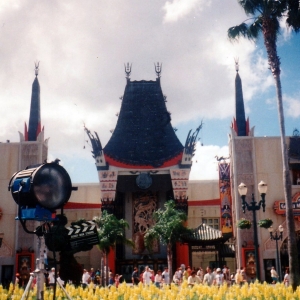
218, 163, 233, 234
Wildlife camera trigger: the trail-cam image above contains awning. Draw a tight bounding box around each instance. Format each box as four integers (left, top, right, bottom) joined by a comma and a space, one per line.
189, 243, 235, 257
182, 223, 232, 245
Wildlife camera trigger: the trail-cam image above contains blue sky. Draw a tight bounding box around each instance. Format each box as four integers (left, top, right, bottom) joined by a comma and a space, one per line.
0, 0, 299, 183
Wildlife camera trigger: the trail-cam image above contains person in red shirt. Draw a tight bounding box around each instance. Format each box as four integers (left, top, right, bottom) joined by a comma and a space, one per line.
114, 274, 122, 287
139, 270, 144, 283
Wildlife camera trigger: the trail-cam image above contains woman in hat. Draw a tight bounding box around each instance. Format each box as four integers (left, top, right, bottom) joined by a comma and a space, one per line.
214, 268, 224, 286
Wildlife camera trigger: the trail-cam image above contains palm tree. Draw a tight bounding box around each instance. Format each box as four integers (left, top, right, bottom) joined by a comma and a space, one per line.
93, 210, 133, 285
144, 200, 191, 277
228, 0, 300, 289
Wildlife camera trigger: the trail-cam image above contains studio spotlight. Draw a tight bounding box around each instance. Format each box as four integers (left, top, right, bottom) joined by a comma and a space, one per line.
8, 162, 76, 221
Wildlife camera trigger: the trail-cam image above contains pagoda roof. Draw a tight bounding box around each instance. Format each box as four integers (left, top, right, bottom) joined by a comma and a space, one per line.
104, 79, 184, 168
181, 223, 232, 245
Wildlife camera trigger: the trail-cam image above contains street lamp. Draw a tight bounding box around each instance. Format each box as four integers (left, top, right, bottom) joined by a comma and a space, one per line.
238, 181, 267, 281
268, 225, 284, 281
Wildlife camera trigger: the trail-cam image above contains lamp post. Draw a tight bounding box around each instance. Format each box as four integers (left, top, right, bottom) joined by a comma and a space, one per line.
238, 181, 267, 281
268, 225, 284, 281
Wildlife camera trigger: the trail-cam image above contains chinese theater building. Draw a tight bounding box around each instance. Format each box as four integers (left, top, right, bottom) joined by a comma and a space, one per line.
86, 64, 201, 280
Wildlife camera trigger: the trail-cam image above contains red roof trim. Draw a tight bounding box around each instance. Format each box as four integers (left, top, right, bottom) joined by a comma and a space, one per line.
64, 202, 101, 209
188, 199, 220, 206
63, 199, 220, 210
104, 152, 183, 169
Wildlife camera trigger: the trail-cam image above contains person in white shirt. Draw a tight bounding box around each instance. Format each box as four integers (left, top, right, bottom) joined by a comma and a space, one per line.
203, 267, 214, 286
284, 269, 290, 287
214, 268, 224, 286
162, 267, 170, 285
82, 269, 90, 288
142, 266, 152, 285
173, 267, 182, 284
271, 266, 279, 284
196, 267, 204, 282
48, 268, 55, 289
187, 271, 201, 286
154, 270, 162, 288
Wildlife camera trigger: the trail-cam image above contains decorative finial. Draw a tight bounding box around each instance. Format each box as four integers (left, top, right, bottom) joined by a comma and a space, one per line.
154, 62, 162, 78
234, 58, 239, 72
124, 62, 132, 79
34, 61, 40, 76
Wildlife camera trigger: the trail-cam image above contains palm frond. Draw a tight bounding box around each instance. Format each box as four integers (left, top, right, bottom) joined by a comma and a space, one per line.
144, 200, 192, 251
248, 18, 262, 38
239, 0, 264, 15
93, 210, 133, 254
228, 22, 258, 41
286, 0, 300, 32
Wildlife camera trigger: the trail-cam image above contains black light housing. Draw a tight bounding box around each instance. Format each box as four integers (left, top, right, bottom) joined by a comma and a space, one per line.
8, 162, 75, 220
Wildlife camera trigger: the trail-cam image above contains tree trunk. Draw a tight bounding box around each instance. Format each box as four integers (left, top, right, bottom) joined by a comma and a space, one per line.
262, 16, 300, 290
167, 243, 173, 280
103, 251, 108, 286
274, 74, 300, 289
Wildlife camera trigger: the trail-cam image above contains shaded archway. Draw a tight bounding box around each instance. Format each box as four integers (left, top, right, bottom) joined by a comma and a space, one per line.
280, 230, 300, 275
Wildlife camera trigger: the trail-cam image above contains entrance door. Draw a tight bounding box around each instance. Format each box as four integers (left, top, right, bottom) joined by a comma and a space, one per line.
1, 265, 13, 289
280, 231, 300, 275
263, 259, 275, 283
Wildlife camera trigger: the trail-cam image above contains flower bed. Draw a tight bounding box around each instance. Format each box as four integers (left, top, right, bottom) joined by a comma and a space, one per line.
237, 218, 251, 229
2, 280, 298, 300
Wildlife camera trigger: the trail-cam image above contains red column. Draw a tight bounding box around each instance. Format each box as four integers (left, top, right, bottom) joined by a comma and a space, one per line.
176, 243, 189, 268
107, 248, 115, 274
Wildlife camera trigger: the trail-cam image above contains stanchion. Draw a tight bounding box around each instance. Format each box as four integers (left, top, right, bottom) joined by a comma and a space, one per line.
56, 279, 73, 300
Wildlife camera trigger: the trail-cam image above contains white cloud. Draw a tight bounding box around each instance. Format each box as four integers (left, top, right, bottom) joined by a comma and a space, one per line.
279, 16, 293, 43
162, 0, 210, 23
285, 94, 300, 118
189, 143, 229, 180
0, 0, 298, 183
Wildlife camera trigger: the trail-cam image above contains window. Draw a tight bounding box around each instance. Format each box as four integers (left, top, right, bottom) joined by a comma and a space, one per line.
202, 218, 219, 229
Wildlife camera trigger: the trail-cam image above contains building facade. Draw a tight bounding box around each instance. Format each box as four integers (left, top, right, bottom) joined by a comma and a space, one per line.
0, 63, 299, 286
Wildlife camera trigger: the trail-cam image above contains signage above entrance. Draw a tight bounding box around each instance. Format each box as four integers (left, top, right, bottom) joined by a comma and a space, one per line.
273, 192, 300, 217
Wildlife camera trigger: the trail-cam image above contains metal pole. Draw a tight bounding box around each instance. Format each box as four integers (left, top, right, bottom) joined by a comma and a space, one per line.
21, 273, 35, 300
278, 243, 283, 281
57, 279, 73, 300
251, 196, 261, 281
275, 237, 281, 281
35, 258, 43, 300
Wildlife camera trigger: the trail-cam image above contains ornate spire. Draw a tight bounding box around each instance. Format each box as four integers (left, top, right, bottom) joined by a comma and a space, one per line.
154, 62, 162, 78
124, 62, 132, 80
34, 61, 39, 77
234, 57, 239, 72
25, 62, 42, 141
232, 60, 248, 136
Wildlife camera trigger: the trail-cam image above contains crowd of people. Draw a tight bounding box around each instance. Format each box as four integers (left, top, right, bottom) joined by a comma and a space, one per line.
128, 264, 291, 288
17, 264, 290, 290
129, 265, 236, 287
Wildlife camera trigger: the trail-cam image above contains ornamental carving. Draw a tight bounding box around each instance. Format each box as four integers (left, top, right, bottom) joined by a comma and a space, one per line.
132, 191, 158, 254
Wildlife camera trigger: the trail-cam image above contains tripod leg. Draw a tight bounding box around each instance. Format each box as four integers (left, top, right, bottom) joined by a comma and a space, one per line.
57, 280, 72, 300
21, 274, 35, 300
